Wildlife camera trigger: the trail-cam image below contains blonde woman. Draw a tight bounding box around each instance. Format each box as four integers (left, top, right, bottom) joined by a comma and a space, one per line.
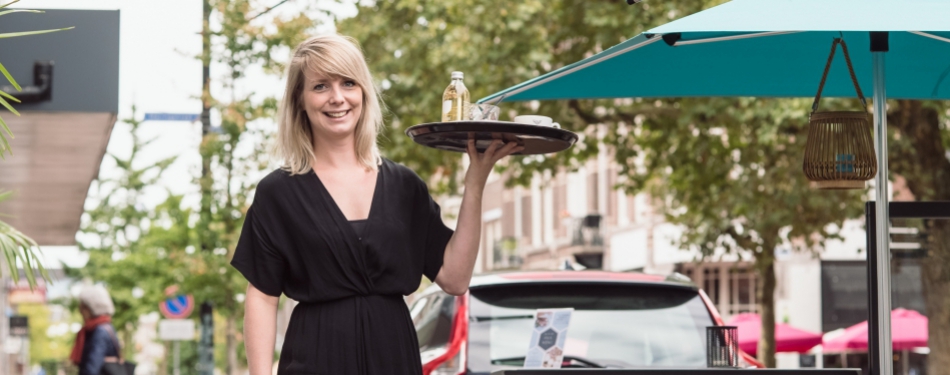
231, 34, 522, 375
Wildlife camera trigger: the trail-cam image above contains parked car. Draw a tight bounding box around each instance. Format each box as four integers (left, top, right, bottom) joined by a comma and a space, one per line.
410, 270, 763, 375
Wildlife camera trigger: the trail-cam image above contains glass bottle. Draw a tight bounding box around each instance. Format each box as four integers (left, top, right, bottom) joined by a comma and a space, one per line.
442, 71, 470, 122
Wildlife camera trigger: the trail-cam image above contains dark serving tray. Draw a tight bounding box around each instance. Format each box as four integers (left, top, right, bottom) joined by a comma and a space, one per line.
405, 121, 578, 155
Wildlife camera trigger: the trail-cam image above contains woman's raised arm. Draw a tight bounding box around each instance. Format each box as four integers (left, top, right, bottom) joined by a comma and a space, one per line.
436, 139, 522, 295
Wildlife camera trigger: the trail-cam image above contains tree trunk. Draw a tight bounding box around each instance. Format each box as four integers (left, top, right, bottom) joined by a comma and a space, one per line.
921, 221, 950, 375
756, 248, 777, 368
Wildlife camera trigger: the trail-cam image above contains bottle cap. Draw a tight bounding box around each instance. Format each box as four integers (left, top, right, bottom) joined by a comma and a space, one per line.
451, 71, 464, 80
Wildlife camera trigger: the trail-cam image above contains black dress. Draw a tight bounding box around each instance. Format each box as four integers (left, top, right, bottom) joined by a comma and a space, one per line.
231, 158, 455, 375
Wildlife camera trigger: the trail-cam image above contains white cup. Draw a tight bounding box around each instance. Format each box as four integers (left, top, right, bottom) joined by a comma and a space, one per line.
513, 115, 560, 128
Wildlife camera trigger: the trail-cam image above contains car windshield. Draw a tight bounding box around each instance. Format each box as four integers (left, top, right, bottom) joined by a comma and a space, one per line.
467, 282, 714, 371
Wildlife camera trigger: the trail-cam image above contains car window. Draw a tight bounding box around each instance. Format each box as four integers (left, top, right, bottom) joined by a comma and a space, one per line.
467, 283, 713, 371
409, 296, 429, 322
413, 292, 456, 350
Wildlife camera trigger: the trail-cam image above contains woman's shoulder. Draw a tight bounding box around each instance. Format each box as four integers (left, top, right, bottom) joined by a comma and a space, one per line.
88, 324, 115, 341
256, 168, 304, 194
381, 158, 427, 188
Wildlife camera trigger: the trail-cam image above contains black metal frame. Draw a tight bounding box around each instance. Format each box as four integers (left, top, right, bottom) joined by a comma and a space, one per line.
865, 201, 950, 375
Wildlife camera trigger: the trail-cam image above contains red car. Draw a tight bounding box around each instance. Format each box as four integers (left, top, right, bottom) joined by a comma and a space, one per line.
410, 270, 763, 375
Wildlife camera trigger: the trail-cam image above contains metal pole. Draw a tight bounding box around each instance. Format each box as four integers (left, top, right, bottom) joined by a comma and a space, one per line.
866, 201, 881, 375
872, 50, 893, 375
902, 349, 909, 375
198, 302, 214, 375
174, 341, 181, 375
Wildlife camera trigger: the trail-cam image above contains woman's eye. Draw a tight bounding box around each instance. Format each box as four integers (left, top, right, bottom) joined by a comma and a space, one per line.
343, 81, 357, 88
313, 84, 326, 90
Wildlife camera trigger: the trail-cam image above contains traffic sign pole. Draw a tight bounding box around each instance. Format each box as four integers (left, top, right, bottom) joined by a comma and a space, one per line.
174, 341, 181, 375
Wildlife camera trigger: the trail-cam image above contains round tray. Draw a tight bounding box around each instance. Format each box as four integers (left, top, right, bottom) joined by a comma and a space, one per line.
405, 121, 577, 155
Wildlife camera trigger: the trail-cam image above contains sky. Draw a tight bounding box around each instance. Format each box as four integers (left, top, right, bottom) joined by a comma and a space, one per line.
23, 0, 357, 270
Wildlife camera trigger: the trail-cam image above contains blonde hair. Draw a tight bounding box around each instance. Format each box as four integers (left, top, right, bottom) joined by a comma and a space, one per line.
277, 34, 383, 174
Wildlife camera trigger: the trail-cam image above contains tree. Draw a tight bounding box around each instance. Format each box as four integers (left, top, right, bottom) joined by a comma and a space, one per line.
339, 0, 871, 367
75, 106, 180, 358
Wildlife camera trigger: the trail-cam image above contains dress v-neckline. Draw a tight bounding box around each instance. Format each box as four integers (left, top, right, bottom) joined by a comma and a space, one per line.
311, 162, 383, 225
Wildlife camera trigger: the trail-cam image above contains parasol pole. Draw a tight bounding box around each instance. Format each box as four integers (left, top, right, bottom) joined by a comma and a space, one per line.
871, 31, 894, 375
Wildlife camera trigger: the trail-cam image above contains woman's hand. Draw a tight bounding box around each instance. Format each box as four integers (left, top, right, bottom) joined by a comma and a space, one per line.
464, 139, 524, 190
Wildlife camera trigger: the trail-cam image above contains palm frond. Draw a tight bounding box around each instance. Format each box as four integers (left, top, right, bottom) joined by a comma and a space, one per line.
0, 0, 21, 10
0, 94, 20, 115
0, 27, 75, 39
0, 9, 42, 17
0, 191, 46, 289
0, 113, 11, 158
0, 61, 20, 91
0, 90, 20, 103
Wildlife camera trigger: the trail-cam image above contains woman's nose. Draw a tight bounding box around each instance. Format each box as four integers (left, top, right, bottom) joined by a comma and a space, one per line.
328, 85, 345, 104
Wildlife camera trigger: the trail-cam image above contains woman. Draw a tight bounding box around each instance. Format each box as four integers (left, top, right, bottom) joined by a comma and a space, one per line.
71, 284, 119, 375
231, 34, 522, 375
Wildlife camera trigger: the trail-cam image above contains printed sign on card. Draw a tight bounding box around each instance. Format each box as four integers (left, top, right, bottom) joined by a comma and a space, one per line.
523, 308, 573, 368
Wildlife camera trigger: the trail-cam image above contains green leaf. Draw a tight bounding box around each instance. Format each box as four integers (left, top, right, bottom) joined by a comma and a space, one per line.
0, 26, 75, 39
0, 230, 22, 283
0, 94, 19, 116
0, 115, 12, 158
0, 90, 21, 103
0, 9, 42, 17
21, 245, 36, 289
0, 0, 20, 9
0, 61, 20, 91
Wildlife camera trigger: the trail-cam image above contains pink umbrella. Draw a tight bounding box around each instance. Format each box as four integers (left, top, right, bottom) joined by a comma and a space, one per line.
823, 308, 928, 352
727, 313, 823, 356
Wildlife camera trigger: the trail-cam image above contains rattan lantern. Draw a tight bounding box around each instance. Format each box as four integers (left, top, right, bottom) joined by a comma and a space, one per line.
803, 38, 877, 189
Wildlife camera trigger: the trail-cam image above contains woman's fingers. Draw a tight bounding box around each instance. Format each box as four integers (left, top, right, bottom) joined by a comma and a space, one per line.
467, 138, 477, 159
493, 142, 522, 162
483, 139, 503, 160
470, 140, 522, 167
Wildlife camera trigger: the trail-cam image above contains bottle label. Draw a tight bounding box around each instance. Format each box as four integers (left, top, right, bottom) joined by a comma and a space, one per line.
443, 100, 453, 115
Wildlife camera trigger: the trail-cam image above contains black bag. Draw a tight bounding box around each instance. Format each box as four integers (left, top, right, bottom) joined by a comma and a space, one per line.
100, 326, 137, 375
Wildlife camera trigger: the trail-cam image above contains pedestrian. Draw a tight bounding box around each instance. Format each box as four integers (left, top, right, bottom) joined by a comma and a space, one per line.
232, 33, 522, 375
70, 284, 119, 375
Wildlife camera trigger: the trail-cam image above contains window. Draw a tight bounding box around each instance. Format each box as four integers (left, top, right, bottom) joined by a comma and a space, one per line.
467, 283, 714, 371
412, 293, 456, 350
728, 267, 758, 315
521, 195, 532, 240
703, 268, 721, 307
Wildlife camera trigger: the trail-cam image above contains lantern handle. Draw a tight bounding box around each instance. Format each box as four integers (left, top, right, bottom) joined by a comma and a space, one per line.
812, 38, 868, 114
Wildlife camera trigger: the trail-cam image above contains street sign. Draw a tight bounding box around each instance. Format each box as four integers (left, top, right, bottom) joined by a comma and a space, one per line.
8, 316, 27, 336
160, 294, 195, 319
144, 113, 200, 122
159, 319, 196, 341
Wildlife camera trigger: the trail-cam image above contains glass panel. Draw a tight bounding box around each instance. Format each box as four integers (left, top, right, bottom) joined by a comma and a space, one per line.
466, 283, 713, 371
414, 293, 456, 350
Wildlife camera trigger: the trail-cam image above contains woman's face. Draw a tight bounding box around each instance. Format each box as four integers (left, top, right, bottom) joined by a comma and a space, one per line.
301, 71, 364, 142
79, 304, 91, 321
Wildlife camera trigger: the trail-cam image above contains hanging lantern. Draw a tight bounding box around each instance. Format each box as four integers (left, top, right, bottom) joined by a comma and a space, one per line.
803, 38, 877, 189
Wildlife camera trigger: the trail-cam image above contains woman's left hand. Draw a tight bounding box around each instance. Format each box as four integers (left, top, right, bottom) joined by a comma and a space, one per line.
465, 139, 524, 190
